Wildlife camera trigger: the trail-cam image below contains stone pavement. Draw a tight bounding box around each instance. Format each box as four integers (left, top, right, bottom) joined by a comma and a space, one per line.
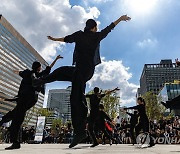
0, 144, 180, 154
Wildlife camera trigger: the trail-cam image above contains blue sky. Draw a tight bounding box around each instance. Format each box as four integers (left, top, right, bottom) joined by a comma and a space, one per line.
1, 0, 180, 106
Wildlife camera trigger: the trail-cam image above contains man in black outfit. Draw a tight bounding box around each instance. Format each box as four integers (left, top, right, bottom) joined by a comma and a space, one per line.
86, 87, 119, 147
126, 111, 138, 144
33, 15, 131, 148
0, 55, 61, 150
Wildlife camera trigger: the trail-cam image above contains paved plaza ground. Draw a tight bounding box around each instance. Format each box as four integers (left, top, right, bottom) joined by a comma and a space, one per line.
0, 144, 180, 154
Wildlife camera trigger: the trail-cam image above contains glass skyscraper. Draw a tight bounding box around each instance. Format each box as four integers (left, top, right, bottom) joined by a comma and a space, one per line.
0, 15, 48, 126
47, 87, 71, 121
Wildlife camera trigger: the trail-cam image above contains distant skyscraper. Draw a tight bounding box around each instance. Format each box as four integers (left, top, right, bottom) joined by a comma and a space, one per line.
0, 15, 48, 126
47, 86, 71, 121
139, 59, 180, 95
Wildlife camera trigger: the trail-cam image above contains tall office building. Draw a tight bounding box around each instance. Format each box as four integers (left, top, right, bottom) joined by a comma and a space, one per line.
47, 86, 71, 121
139, 59, 180, 95
0, 15, 48, 126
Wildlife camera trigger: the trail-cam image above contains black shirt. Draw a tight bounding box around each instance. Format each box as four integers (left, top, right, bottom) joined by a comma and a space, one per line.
18, 66, 51, 96
86, 93, 105, 114
64, 23, 115, 68
126, 104, 149, 122
126, 112, 138, 126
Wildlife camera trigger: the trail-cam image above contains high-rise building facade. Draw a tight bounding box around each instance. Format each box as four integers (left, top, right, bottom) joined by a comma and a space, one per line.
139, 59, 180, 95
0, 15, 48, 126
47, 86, 71, 121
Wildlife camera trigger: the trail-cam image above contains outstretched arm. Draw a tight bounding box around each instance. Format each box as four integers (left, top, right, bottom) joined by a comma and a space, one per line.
47, 36, 65, 42
49, 55, 63, 68
105, 87, 120, 95
126, 112, 133, 116
0, 97, 18, 102
98, 15, 131, 41
113, 15, 131, 26
124, 105, 140, 110
37, 55, 62, 77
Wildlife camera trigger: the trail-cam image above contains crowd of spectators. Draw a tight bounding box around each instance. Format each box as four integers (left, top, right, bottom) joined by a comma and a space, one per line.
0, 116, 179, 144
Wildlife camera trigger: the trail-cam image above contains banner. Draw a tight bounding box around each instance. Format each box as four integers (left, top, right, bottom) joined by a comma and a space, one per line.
34, 116, 46, 142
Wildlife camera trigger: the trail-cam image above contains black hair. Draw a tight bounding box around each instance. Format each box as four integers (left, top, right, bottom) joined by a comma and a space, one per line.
84, 19, 97, 32
32, 61, 41, 72
137, 97, 145, 104
99, 103, 104, 110
94, 87, 100, 93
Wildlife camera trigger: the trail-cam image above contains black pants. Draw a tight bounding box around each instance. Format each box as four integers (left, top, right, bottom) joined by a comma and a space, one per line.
41, 66, 95, 134
135, 120, 149, 137
1, 93, 37, 143
88, 115, 98, 144
88, 115, 112, 144
101, 126, 112, 144
130, 125, 136, 143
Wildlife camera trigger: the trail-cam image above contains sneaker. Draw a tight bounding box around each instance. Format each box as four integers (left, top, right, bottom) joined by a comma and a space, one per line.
141, 144, 150, 148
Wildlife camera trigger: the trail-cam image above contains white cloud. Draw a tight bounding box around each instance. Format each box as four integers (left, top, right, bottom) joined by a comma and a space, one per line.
0, 0, 100, 62
88, 58, 139, 106
86, 0, 112, 3
137, 38, 158, 48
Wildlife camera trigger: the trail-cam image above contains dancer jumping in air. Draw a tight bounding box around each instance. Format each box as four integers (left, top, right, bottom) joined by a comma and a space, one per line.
33, 15, 131, 148
123, 97, 155, 148
0, 55, 62, 150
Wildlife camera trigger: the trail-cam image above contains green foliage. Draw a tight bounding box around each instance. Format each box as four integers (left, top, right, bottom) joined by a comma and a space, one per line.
51, 118, 62, 130
143, 91, 166, 121
37, 108, 53, 117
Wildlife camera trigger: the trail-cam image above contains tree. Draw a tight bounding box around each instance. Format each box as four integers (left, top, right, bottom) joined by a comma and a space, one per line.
51, 118, 62, 130
143, 91, 166, 121
37, 108, 53, 117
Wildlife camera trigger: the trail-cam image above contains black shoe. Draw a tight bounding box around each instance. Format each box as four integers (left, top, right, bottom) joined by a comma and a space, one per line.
69, 132, 87, 148
90, 142, 99, 148
5, 143, 21, 150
